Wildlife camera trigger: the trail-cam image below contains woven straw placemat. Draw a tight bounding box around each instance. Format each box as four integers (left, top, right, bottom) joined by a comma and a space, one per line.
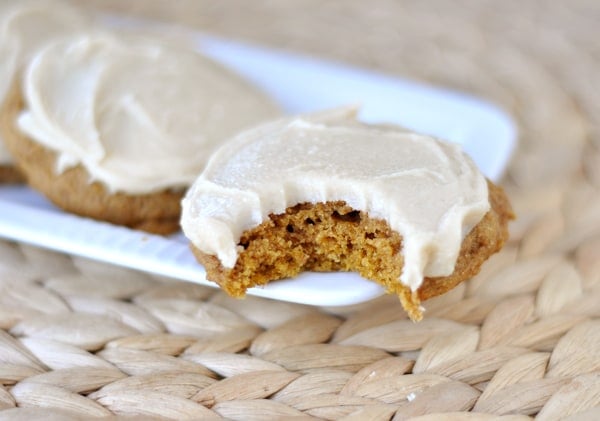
1, 0, 599, 419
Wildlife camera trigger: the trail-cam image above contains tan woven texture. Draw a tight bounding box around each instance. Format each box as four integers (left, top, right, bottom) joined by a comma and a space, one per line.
2, 0, 600, 419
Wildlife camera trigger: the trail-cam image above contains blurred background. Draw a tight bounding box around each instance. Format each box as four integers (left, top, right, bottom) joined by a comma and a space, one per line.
86, 0, 598, 194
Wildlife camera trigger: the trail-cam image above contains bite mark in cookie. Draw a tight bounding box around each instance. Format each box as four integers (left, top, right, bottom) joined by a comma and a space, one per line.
181, 109, 514, 319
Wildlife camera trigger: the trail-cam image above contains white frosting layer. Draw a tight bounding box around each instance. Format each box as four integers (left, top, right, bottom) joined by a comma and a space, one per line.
17, 32, 279, 193
181, 109, 491, 291
0, 0, 88, 164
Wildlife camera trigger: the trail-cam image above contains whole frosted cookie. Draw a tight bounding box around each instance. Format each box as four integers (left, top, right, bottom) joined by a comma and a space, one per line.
181, 108, 514, 320
0, 0, 90, 183
0, 32, 279, 233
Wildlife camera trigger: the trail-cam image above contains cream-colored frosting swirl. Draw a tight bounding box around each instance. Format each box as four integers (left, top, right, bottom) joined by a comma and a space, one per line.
17, 32, 279, 193
0, 0, 89, 164
181, 108, 490, 291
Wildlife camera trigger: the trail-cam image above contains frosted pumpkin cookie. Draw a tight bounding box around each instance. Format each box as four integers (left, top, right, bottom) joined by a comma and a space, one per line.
0, 32, 279, 234
0, 0, 90, 183
181, 108, 514, 320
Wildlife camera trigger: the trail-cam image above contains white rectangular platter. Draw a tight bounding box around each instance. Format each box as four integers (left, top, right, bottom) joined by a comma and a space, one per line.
0, 27, 517, 306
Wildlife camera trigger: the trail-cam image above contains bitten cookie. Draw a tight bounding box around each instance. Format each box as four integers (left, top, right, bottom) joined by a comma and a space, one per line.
0, 0, 89, 183
181, 108, 514, 320
1, 32, 279, 234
